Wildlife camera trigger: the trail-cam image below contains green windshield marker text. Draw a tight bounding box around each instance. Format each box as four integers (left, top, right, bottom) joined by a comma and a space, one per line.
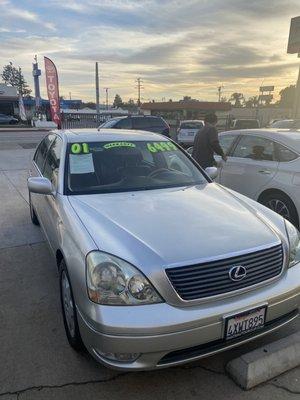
103, 142, 136, 150
147, 142, 177, 153
71, 143, 90, 154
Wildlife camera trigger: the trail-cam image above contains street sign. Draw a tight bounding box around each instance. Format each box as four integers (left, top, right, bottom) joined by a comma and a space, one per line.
259, 94, 273, 102
259, 86, 274, 92
287, 16, 300, 54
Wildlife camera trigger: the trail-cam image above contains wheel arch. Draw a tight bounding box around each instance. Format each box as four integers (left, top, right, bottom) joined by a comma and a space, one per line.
56, 249, 64, 270
257, 188, 299, 227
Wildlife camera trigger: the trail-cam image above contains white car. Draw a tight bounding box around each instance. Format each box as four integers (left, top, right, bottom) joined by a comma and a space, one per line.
177, 120, 204, 147
216, 129, 300, 228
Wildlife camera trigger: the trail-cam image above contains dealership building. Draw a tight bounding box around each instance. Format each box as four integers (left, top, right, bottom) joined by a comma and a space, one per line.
0, 84, 18, 115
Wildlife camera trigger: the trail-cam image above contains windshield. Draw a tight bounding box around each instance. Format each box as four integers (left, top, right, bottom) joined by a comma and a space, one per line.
66, 140, 207, 194
180, 122, 203, 129
271, 120, 294, 129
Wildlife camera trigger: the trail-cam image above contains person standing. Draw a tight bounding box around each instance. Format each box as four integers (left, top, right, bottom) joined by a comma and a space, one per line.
192, 113, 227, 169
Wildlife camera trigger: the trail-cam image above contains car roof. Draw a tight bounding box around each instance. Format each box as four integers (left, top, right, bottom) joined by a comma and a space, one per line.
180, 119, 204, 122
54, 128, 169, 143
110, 115, 162, 120
220, 129, 300, 152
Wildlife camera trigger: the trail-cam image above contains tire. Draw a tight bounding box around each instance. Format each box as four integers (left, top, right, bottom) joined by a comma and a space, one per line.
260, 192, 299, 228
29, 194, 39, 226
59, 260, 84, 351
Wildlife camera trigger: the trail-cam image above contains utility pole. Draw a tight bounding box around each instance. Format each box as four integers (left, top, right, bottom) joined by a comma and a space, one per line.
217, 85, 224, 102
293, 55, 300, 118
136, 77, 143, 107
95, 62, 100, 116
104, 87, 110, 110
69, 92, 72, 100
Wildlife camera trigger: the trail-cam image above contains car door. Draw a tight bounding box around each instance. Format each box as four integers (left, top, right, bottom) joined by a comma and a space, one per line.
38, 136, 63, 252
215, 133, 240, 182
218, 134, 279, 199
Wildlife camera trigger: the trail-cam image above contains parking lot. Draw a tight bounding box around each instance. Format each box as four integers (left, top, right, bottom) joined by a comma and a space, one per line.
1, 130, 300, 399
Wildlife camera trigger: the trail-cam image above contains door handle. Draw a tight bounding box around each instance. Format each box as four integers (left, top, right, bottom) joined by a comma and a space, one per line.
258, 170, 271, 174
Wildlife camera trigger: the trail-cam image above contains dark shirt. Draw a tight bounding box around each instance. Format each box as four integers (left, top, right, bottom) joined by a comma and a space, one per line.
192, 124, 224, 169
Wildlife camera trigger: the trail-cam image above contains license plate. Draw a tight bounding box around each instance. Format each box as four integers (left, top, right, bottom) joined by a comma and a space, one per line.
187, 131, 195, 136
225, 306, 266, 340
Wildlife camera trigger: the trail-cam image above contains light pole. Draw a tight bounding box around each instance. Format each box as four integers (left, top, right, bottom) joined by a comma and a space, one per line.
95, 62, 100, 116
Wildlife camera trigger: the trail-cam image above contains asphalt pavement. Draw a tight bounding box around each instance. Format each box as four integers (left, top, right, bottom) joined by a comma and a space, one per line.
0, 130, 299, 399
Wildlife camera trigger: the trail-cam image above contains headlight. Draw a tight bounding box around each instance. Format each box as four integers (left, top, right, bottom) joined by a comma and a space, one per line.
285, 219, 300, 267
86, 251, 163, 305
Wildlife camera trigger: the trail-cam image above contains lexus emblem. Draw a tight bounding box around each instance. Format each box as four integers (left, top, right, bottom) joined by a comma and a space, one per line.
229, 265, 247, 282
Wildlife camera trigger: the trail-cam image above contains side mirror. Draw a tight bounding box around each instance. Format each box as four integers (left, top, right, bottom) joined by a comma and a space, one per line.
205, 166, 218, 180
28, 177, 54, 195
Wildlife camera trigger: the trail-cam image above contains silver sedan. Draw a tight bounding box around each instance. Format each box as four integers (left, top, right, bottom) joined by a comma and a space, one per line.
27, 129, 300, 370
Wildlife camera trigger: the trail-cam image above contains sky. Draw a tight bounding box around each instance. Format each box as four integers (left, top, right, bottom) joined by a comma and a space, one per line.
0, 0, 300, 103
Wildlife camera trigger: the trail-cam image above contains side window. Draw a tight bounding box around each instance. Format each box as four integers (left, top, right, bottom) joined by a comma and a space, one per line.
116, 118, 132, 129
152, 118, 166, 128
219, 135, 238, 155
275, 142, 298, 162
34, 134, 55, 172
232, 136, 275, 161
132, 117, 151, 129
43, 137, 63, 188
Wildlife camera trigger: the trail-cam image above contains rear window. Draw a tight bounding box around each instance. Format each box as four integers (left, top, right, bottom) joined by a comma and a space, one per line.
275, 143, 298, 162
99, 119, 119, 128
132, 117, 166, 129
180, 122, 203, 129
270, 120, 294, 129
233, 120, 260, 129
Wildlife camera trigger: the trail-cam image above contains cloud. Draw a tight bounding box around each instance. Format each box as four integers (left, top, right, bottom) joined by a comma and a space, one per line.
0, 1, 56, 31
0, 0, 299, 101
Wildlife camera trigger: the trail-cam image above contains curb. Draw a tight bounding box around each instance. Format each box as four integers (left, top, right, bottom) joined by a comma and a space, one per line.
226, 331, 300, 390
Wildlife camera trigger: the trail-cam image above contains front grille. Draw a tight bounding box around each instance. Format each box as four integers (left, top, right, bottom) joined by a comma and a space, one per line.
166, 244, 283, 300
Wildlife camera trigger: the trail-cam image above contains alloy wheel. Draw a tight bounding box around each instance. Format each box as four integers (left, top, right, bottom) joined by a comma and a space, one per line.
266, 199, 291, 220
61, 271, 75, 338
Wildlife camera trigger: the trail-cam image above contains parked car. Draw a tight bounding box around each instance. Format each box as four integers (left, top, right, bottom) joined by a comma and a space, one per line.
177, 120, 204, 147
99, 115, 170, 136
0, 113, 18, 124
230, 119, 260, 130
215, 129, 300, 228
27, 129, 300, 370
269, 119, 300, 129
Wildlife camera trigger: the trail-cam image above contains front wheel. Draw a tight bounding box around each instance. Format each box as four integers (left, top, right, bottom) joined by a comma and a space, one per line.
260, 192, 299, 228
59, 260, 84, 351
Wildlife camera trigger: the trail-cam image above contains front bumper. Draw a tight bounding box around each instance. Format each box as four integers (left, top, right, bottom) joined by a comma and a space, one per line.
77, 263, 300, 370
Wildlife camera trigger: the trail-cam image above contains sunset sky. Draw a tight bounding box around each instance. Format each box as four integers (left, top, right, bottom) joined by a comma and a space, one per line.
0, 0, 300, 103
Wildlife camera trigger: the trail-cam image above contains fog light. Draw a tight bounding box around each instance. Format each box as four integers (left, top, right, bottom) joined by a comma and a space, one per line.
96, 350, 140, 363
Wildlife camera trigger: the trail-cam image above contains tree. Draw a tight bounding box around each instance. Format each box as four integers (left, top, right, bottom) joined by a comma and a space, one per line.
1, 62, 31, 96
245, 96, 259, 108
229, 92, 245, 107
113, 94, 123, 108
277, 85, 295, 109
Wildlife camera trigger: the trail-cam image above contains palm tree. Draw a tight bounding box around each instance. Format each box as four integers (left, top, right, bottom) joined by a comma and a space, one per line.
230, 92, 245, 107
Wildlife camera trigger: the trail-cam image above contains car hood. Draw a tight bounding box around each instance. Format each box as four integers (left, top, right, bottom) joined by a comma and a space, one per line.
69, 183, 280, 270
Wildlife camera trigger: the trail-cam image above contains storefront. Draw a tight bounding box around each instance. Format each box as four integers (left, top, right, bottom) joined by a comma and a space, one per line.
141, 100, 231, 131
0, 84, 18, 115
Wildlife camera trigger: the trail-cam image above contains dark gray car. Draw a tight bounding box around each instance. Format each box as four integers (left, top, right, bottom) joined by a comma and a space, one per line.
0, 113, 18, 125
99, 115, 170, 136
